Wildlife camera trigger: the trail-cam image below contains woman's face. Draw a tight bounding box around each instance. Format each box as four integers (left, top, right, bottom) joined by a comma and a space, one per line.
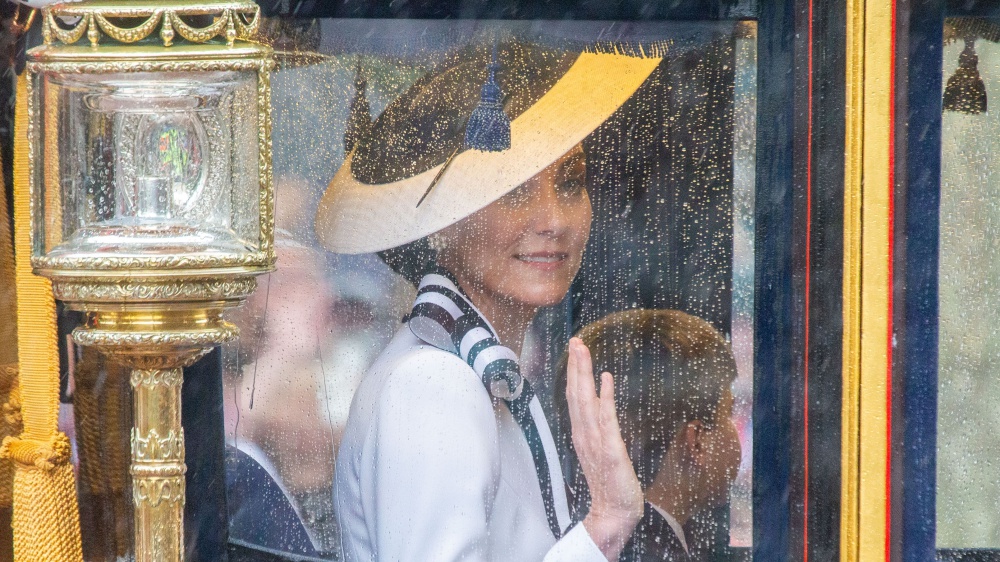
437, 144, 592, 309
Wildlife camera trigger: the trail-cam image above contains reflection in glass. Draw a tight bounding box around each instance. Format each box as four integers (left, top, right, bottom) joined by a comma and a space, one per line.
730, 29, 757, 548
938, 27, 1000, 549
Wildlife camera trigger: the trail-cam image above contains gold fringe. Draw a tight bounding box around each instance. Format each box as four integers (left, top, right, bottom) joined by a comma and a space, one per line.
4, 71, 84, 562
583, 39, 674, 59
12, 464, 83, 561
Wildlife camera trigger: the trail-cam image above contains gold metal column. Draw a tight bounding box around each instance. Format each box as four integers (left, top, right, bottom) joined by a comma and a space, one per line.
130, 367, 185, 559
71, 307, 242, 562
23, 3, 274, 560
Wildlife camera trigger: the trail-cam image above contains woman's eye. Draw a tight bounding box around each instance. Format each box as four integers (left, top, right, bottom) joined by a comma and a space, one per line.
558, 176, 586, 196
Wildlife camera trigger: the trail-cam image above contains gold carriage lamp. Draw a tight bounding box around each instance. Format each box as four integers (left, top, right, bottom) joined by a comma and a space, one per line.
25, 1, 273, 560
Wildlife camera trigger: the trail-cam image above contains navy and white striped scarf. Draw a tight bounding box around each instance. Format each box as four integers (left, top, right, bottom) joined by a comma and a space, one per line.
405, 268, 572, 538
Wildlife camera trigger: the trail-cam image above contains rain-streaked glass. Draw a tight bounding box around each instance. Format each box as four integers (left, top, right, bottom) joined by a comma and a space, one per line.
937, 20, 1000, 550
33, 70, 261, 260
218, 18, 757, 560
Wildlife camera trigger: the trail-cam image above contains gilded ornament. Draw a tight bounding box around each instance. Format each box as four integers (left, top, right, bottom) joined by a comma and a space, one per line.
133, 477, 185, 508
72, 326, 238, 349
129, 369, 184, 388
24, 4, 274, 559
93, 12, 163, 44
42, 2, 261, 48
52, 278, 257, 303
44, 12, 89, 46
35, 251, 271, 273
131, 429, 185, 462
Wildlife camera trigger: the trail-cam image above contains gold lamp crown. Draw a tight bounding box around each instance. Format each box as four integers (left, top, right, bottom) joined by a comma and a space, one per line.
42, 0, 261, 48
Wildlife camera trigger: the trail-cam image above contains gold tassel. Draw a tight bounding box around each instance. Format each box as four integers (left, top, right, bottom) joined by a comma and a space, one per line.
1, 71, 84, 562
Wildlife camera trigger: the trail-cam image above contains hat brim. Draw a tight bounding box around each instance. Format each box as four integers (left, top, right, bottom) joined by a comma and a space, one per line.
316, 52, 662, 255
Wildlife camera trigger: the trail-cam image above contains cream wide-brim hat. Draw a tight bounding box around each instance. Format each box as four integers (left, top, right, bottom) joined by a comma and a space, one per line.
316, 50, 662, 255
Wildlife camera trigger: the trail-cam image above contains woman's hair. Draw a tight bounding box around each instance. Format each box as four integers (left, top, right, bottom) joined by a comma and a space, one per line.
556, 308, 738, 489
377, 237, 437, 287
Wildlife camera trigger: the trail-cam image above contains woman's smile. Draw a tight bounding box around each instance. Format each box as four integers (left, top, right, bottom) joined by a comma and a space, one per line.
514, 251, 571, 269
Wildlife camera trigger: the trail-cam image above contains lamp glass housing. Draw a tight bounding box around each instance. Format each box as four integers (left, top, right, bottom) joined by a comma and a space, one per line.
32, 69, 261, 261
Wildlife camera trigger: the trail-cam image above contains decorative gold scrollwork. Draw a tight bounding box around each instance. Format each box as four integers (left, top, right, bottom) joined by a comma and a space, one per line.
75, 326, 238, 349
133, 476, 186, 508
131, 428, 185, 462
235, 8, 261, 37
44, 12, 90, 46
169, 10, 230, 44
52, 278, 257, 303
258, 65, 276, 257
33, 248, 271, 272
42, 2, 261, 48
129, 369, 183, 388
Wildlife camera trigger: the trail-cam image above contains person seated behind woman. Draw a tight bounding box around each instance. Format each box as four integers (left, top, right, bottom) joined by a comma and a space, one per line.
556, 309, 741, 561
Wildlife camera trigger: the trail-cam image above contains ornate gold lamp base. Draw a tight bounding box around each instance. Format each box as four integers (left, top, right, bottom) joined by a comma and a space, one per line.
71, 306, 239, 561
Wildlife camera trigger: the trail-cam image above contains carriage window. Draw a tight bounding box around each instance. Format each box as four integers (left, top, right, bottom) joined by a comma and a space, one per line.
937, 18, 1000, 550
222, 18, 757, 559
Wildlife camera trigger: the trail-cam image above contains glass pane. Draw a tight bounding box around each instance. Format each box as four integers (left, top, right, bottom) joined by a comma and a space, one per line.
730, 28, 757, 549
37, 70, 261, 260
224, 18, 757, 560
938, 19, 1000, 550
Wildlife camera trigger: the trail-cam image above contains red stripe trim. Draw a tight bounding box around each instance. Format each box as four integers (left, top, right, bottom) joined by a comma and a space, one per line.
886, 1, 897, 559
804, 0, 814, 559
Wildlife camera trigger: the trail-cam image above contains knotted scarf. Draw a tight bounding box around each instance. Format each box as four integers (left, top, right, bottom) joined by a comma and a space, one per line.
405, 268, 571, 538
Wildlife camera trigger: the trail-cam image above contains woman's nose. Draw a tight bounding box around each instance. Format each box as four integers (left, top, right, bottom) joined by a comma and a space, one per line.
530, 182, 571, 237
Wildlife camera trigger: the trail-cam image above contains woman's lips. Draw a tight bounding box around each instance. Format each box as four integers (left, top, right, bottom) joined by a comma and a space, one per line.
514, 252, 569, 270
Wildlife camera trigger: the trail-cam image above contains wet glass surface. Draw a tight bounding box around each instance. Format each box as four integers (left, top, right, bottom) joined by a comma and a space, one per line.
219, 18, 758, 560
36, 70, 261, 259
937, 19, 1000, 550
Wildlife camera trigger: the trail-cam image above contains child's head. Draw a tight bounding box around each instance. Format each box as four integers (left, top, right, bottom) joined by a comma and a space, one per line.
558, 309, 739, 500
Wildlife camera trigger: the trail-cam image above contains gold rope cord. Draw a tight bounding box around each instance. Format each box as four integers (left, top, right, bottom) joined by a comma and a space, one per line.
74, 348, 134, 558
1, 71, 84, 562
43, 70, 62, 251
0, 125, 21, 560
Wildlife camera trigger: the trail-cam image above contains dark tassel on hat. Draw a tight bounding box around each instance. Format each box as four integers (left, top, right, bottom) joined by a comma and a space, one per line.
344, 62, 373, 153
944, 39, 988, 115
465, 45, 511, 152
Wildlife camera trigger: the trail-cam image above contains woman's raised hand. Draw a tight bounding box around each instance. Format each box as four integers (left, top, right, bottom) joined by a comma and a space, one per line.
566, 337, 643, 561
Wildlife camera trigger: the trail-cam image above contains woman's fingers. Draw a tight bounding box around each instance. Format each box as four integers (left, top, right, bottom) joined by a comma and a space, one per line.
571, 339, 600, 425
565, 339, 584, 429
571, 338, 598, 401
599, 372, 630, 458
566, 338, 599, 434
598, 372, 620, 431
575, 364, 643, 559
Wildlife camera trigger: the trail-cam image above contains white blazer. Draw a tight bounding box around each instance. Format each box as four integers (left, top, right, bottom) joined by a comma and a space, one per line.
334, 327, 606, 562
